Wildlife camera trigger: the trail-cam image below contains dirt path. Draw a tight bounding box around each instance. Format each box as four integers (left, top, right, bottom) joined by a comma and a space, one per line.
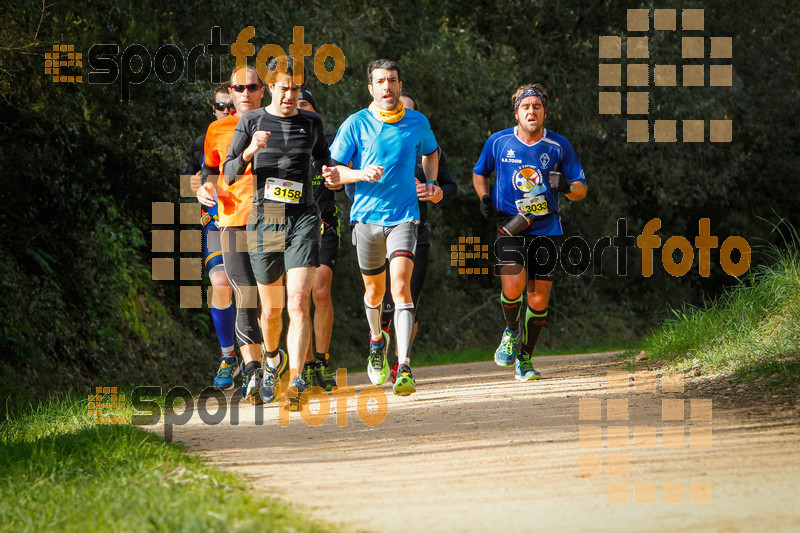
165, 353, 800, 532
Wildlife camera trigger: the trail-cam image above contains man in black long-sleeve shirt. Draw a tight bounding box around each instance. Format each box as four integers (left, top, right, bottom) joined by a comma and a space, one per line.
223, 57, 338, 410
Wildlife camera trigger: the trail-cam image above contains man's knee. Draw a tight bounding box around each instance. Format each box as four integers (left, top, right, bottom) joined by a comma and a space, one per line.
263, 306, 282, 322
363, 280, 385, 305
391, 277, 411, 301
527, 291, 550, 310
287, 290, 311, 316
313, 283, 331, 304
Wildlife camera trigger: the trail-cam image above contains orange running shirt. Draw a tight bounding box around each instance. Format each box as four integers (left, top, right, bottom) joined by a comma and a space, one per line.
204, 114, 253, 227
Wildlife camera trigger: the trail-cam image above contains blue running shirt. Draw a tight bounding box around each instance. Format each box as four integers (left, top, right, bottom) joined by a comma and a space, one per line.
330, 109, 437, 226
473, 127, 586, 236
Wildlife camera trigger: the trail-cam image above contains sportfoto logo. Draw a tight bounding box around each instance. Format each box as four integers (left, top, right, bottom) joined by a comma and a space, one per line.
45, 44, 82, 83
50, 26, 344, 100
88, 386, 126, 424
598, 8, 733, 143
130, 369, 388, 442
454, 218, 751, 278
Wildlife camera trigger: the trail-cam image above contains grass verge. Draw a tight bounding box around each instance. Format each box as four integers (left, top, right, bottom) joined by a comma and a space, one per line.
0, 397, 336, 532
640, 239, 800, 393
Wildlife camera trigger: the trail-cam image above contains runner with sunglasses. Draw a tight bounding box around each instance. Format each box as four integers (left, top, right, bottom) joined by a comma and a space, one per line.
197, 68, 289, 404
224, 57, 338, 410
185, 82, 238, 390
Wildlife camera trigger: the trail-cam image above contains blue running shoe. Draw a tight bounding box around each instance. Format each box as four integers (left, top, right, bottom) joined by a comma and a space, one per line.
285, 377, 308, 412
515, 356, 541, 381
213, 355, 239, 390
494, 328, 520, 367
260, 367, 278, 404
264, 347, 288, 379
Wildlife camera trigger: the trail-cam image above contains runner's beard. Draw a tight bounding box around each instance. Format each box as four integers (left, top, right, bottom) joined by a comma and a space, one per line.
376, 94, 398, 110
518, 118, 543, 138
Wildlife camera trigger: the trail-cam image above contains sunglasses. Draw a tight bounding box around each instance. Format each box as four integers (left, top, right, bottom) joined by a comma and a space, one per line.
212, 102, 235, 111
231, 83, 262, 93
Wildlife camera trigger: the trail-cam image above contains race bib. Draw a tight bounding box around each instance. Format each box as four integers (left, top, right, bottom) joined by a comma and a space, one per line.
515, 195, 549, 217
264, 178, 303, 204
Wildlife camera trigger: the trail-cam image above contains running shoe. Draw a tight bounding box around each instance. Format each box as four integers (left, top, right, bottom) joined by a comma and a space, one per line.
285, 377, 308, 412
315, 358, 337, 392
303, 361, 320, 389
245, 367, 265, 405
213, 355, 239, 390
264, 348, 288, 378
260, 367, 278, 404
393, 364, 416, 396
240, 361, 247, 399
367, 331, 391, 386
515, 356, 541, 381
494, 328, 521, 367
390, 360, 399, 384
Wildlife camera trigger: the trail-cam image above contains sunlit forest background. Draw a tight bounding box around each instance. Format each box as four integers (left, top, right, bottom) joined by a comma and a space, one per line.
2, 0, 798, 406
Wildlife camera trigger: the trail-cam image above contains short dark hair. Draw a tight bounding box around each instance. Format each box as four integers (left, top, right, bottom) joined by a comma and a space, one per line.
267, 55, 295, 78
214, 82, 230, 96
368, 59, 400, 84
399, 90, 417, 111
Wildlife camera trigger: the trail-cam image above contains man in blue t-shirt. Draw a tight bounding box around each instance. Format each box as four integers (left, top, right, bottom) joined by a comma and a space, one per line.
327, 59, 440, 396
472, 83, 588, 381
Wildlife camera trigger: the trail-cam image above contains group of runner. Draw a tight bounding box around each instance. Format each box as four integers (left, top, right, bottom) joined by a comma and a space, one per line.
186, 58, 587, 407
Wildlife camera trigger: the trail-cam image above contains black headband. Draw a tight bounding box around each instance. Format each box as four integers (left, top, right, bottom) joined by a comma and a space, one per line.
514, 87, 548, 111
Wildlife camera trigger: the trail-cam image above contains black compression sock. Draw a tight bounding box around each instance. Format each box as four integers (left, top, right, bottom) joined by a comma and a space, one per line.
500, 292, 523, 330
244, 360, 261, 376
522, 307, 548, 354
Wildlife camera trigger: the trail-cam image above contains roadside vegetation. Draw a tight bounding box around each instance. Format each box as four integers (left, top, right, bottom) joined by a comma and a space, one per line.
0, 398, 336, 532
641, 235, 800, 393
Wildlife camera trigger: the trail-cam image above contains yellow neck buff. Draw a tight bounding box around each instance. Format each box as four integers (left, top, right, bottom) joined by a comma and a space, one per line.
368, 100, 405, 123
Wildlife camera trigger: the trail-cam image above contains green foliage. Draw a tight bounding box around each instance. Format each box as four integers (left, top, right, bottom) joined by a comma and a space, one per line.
0, 398, 336, 532
642, 226, 800, 391
2, 0, 799, 400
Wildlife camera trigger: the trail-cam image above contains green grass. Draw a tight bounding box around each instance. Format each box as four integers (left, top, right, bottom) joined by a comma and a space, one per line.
641, 239, 800, 392
0, 397, 337, 532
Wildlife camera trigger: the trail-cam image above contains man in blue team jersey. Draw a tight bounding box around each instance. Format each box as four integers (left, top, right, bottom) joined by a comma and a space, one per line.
326, 59, 441, 396
472, 83, 588, 381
